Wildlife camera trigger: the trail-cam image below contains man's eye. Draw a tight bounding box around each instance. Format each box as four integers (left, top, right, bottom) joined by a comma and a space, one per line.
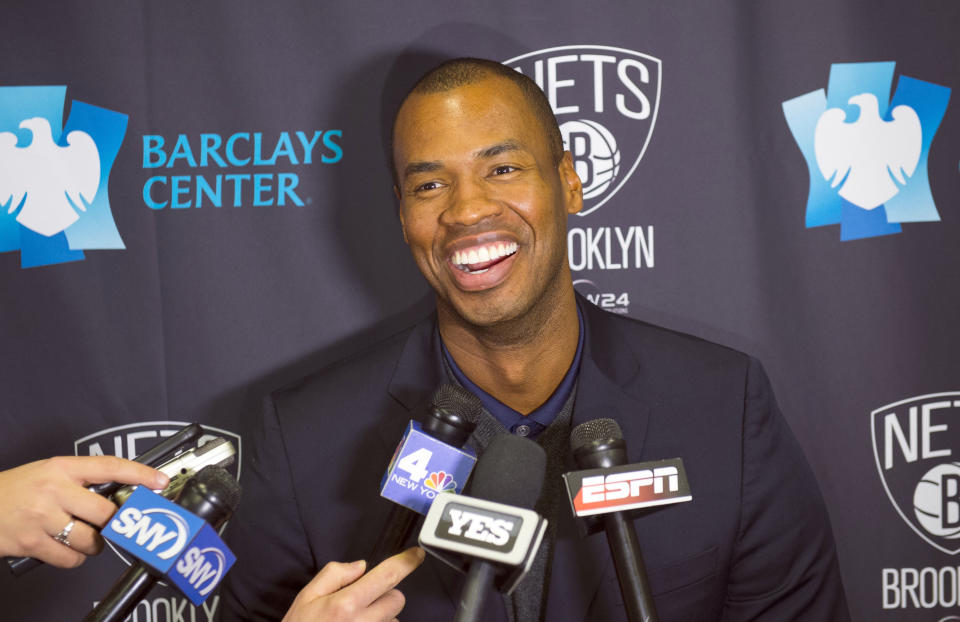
492, 165, 516, 176
414, 181, 440, 193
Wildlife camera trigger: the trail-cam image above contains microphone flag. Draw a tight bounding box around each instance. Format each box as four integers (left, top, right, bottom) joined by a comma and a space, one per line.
563, 457, 692, 518
101, 486, 236, 605
419, 491, 547, 595
380, 420, 477, 515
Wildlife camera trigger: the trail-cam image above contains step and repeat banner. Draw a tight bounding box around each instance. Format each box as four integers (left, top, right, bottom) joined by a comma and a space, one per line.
1, 1, 957, 620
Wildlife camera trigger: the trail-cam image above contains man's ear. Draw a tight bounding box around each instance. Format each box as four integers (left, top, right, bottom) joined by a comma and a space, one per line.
394, 185, 408, 243
558, 151, 583, 216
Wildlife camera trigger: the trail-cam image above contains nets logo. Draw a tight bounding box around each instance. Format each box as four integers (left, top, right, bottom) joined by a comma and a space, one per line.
504, 45, 661, 216
872, 393, 960, 554
783, 62, 951, 241
0, 86, 127, 268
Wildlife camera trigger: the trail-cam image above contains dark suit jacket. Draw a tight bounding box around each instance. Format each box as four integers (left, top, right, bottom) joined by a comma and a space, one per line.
220, 300, 849, 621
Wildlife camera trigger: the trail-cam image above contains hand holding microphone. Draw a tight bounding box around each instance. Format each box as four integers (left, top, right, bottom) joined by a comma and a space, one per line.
5, 424, 236, 576
0, 456, 169, 568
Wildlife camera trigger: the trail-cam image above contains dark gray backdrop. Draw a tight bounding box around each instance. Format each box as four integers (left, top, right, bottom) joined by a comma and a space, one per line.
1, 1, 958, 620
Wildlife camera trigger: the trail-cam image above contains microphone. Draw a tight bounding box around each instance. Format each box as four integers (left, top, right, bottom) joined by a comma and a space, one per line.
109, 436, 236, 506
6, 423, 234, 577
566, 418, 685, 622
370, 384, 482, 564
83, 466, 241, 622
419, 433, 547, 622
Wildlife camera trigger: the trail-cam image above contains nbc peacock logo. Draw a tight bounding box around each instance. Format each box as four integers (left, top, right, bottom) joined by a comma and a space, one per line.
424, 471, 457, 493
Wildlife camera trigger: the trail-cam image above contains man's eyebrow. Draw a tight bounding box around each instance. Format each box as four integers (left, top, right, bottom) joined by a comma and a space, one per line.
475, 140, 523, 160
403, 160, 442, 179
401, 141, 525, 179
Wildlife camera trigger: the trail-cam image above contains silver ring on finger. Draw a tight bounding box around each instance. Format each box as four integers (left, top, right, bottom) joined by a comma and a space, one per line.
53, 519, 76, 548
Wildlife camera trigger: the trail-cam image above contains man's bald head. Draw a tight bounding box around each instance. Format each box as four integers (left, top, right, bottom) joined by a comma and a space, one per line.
391, 57, 564, 183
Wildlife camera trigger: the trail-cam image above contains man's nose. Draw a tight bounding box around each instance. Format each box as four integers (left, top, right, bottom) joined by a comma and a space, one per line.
441, 179, 501, 227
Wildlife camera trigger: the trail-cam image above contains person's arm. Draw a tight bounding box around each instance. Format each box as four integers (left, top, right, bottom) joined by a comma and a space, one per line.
282, 547, 424, 622
0, 455, 169, 567
720, 358, 850, 621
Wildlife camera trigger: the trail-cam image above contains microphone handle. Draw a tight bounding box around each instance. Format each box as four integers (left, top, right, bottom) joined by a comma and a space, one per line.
6, 556, 41, 576
82, 564, 156, 622
453, 561, 497, 622
369, 504, 421, 565
602, 512, 658, 622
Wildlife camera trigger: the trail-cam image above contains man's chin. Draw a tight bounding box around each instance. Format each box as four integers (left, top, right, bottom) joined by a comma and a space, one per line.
440, 293, 528, 330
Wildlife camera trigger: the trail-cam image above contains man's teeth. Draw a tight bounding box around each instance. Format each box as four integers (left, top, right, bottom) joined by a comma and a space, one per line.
453, 242, 518, 270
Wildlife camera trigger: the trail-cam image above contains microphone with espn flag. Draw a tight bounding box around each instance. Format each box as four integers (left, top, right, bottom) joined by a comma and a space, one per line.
419, 434, 548, 622
565, 418, 694, 622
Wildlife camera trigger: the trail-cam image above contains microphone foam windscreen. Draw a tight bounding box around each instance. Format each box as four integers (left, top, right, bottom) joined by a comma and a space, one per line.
195, 465, 242, 512
431, 383, 484, 424
469, 434, 546, 510
570, 418, 624, 454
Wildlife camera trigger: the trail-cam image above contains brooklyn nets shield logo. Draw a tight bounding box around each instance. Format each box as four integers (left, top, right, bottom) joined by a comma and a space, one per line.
871, 393, 960, 554
504, 45, 662, 216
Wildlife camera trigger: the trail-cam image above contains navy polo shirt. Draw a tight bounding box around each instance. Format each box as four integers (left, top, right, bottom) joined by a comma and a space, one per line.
441, 306, 585, 439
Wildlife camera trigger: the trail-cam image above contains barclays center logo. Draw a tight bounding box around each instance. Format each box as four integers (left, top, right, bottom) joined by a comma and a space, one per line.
783, 62, 951, 241
0, 86, 127, 268
504, 45, 661, 216
872, 393, 960, 554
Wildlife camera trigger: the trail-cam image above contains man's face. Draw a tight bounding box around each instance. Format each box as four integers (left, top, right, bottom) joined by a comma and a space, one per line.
392, 76, 582, 327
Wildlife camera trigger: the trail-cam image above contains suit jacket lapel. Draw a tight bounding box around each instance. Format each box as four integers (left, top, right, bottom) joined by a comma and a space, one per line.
380, 313, 486, 615
378, 312, 443, 448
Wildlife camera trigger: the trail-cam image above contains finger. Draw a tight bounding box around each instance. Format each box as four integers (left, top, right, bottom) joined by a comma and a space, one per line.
47, 520, 103, 557
38, 510, 99, 556
299, 559, 368, 601
15, 526, 86, 569
348, 547, 425, 607
58, 485, 122, 529
358, 588, 405, 622
38, 537, 87, 569
48, 456, 169, 489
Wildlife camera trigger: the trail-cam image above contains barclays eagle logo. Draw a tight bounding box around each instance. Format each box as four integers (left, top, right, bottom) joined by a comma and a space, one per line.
0, 86, 128, 268
782, 62, 950, 241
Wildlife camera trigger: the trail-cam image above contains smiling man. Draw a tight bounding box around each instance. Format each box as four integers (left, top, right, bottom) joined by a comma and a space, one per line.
221, 58, 849, 621
394, 67, 583, 418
